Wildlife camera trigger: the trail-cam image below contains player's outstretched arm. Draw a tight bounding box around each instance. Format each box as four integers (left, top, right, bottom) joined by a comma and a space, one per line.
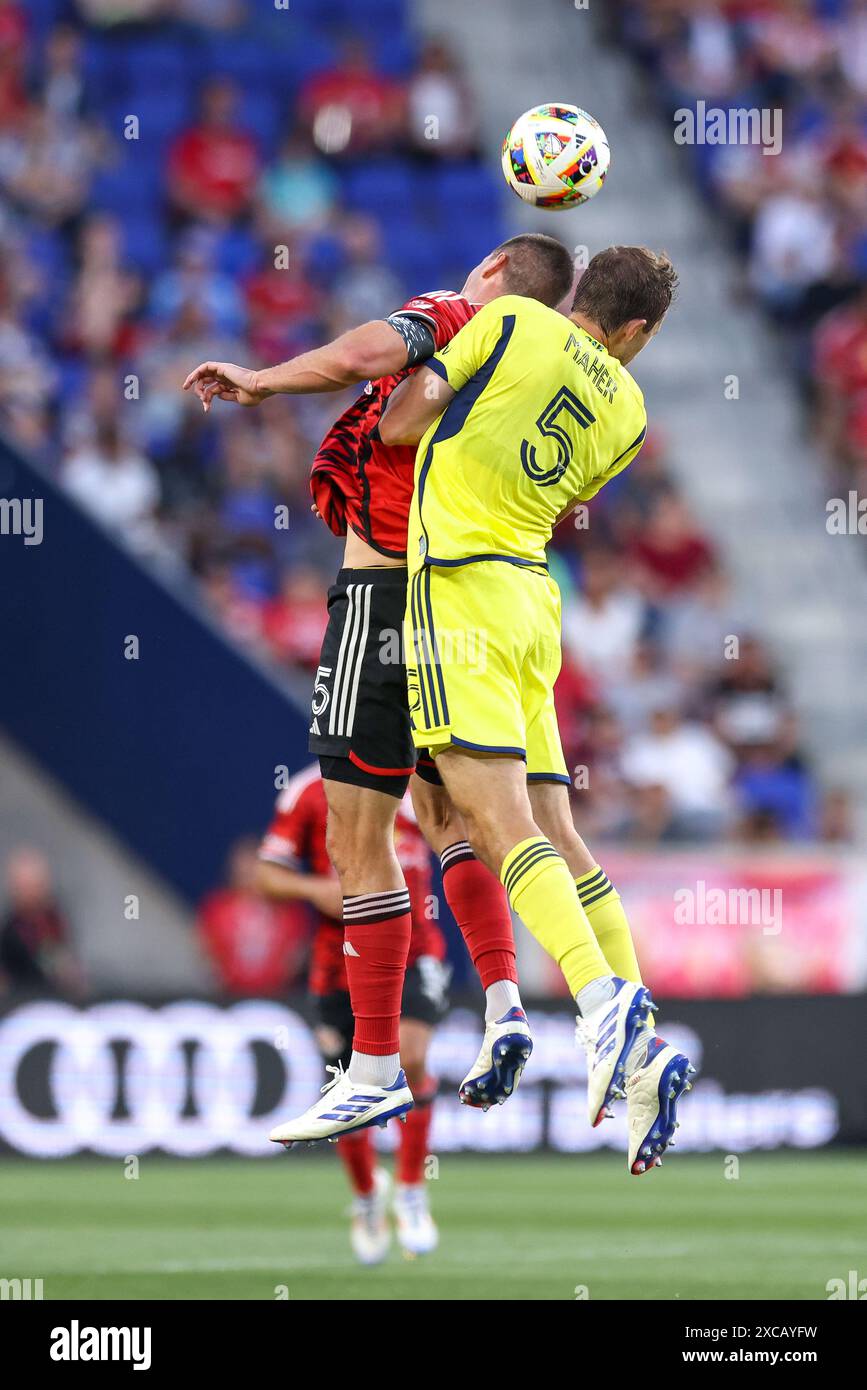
379, 365, 456, 445
256, 861, 343, 918
183, 320, 413, 412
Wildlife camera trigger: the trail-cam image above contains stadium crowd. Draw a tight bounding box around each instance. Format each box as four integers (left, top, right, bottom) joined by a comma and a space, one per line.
613, 0, 867, 500
0, 0, 853, 854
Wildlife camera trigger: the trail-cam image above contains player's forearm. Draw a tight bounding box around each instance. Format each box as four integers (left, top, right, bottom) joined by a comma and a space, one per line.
256, 862, 341, 917
254, 322, 408, 397
380, 368, 454, 445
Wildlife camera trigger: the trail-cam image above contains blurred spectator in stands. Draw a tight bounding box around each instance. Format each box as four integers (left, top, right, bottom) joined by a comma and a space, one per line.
608, 638, 684, 735
0, 2, 27, 124
197, 837, 308, 997
751, 0, 838, 90
659, 0, 743, 105
262, 565, 328, 670
75, 0, 165, 25
0, 848, 84, 998
562, 547, 646, 683
818, 786, 856, 844
150, 225, 246, 338
37, 25, 88, 121
570, 705, 633, 842
0, 266, 57, 451
135, 297, 246, 449
61, 214, 142, 360
167, 78, 260, 225
329, 215, 404, 331
813, 282, 867, 471
407, 38, 479, 160
629, 491, 716, 598
199, 561, 266, 651
660, 561, 745, 684
0, 104, 100, 229
837, 0, 867, 98
707, 636, 787, 753
731, 714, 817, 840
299, 37, 404, 156
243, 253, 323, 363
256, 131, 339, 240
748, 181, 840, 325
621, 704, 734, 841
62, 418, 162, 553
176, 0, 244, 29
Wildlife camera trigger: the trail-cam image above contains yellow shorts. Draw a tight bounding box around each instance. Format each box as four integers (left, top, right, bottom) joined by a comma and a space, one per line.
405, 561, 569, 783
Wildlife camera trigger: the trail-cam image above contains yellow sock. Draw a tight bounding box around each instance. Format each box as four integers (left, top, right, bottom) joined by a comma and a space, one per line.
576, 864, 654, 1024
502, 838, 610, 996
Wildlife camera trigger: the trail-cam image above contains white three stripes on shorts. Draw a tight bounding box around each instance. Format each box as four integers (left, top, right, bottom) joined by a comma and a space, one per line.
328, 582, 373, 738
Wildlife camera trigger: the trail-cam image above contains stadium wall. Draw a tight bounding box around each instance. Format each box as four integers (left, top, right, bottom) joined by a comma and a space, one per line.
0, 438, 310, 904
0, 995, 861, 1157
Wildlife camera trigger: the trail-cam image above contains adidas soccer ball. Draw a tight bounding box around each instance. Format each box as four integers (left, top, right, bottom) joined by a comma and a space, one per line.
502, 103, 610, 210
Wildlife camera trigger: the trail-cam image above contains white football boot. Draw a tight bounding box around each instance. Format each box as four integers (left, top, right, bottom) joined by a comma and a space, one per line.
626, 1036, 695, 1175
458, 1007, 533, 1110
393, 1182, 439, 1256
576, 978, 656, 1127
269, 1063, 414, 1148
350, 1168, 392, 1265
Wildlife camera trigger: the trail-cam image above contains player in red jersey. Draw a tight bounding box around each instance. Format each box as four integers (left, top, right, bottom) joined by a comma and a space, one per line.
257, 764, 449, 1262
184, 236, 577, 1140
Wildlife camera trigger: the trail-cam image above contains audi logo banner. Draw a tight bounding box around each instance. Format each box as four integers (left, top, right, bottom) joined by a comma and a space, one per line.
0, 996, 862, 1158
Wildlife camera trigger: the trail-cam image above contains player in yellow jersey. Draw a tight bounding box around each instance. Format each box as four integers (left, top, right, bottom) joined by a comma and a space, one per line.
380, 246, 695, 1174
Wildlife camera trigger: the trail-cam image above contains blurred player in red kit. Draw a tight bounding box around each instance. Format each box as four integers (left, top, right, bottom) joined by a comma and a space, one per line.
257, 765, 449, 1263
185, 236, 579, 1145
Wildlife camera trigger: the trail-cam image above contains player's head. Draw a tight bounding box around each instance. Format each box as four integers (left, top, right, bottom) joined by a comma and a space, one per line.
461, 233, 575, 309
572, 246, 678, 365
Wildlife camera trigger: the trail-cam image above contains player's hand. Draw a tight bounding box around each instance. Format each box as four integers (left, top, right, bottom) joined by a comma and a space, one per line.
182, 361, 266, 412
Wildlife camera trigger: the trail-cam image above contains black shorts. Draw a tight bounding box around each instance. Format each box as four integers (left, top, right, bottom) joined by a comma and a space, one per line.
313, 960, 452, 1069
309, 566, 441, 797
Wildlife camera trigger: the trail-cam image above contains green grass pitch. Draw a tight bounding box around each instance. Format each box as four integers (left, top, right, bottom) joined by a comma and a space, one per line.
1, 1152, 862, 1301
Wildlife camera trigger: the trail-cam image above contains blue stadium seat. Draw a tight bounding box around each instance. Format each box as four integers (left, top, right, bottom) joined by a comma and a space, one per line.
201, 34, 278, 87
328, 0, 408, 32
118, 214, 170, 277
123, 36, 194, 89
90, 163, 164, 215
432, 163, 503, 214
343, 161, 418, 215
122, 85, 196, 138
236, 89, 286, 157
372, 32, 418, 77
214, 228, 264, 279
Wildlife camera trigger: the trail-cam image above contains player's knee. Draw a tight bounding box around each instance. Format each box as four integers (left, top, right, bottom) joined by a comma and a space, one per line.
410, 780, 463, 851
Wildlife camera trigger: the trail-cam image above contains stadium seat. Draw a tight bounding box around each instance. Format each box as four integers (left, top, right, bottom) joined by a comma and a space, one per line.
343, 161, 418, 216
372, 32, 418, 78
214, 229, 263, 279
119, 214, 170, 277
432, 163, 503, 215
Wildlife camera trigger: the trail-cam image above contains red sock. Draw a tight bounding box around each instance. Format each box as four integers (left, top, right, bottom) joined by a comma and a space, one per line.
343, 888, 412, 1055
338, 1128, 375, 1197
440, 842, 518, 989
397, 1082, 436, 1186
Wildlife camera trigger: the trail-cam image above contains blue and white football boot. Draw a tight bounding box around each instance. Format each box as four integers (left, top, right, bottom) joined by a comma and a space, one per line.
576, 978, 656, 1128
626, 1036, 695, 1175
269, 1062, 414, 1149
458, 1007, 533, 1110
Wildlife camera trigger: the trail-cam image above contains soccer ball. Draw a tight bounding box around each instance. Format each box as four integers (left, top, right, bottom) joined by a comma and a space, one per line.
501, 103, 610, 210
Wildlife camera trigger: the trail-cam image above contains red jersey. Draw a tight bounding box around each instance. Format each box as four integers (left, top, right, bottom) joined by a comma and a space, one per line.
310, 291, 480, 558
197, 892, 308, 997
258, 765, 444, 995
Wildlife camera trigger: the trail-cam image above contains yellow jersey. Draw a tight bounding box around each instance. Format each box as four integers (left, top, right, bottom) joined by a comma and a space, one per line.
407, 294, 647, 574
